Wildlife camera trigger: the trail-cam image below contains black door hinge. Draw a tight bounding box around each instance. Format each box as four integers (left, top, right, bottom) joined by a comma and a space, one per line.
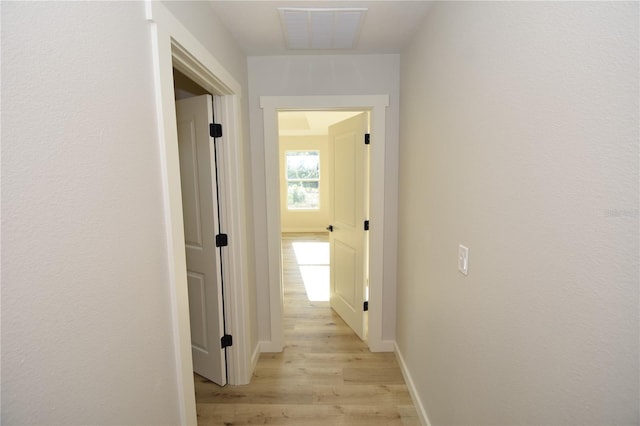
363, 301, 369, 312
221, 334, 233, 349
364, 133, 370, 145
210, 123, 223, 138
215, 234, 228, 247
364, 220, 370, 231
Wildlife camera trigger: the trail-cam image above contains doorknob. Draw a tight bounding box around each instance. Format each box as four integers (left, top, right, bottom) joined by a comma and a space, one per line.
326, 225, 334, 232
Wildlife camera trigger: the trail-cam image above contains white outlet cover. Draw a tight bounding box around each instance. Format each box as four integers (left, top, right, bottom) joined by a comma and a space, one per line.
458, 245, 469, 275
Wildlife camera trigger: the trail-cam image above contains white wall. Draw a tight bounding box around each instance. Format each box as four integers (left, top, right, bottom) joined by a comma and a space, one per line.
397, 2, 639, 424
1, 2, 254, 424
280, 136, 330, 232
248, 54, 400, 343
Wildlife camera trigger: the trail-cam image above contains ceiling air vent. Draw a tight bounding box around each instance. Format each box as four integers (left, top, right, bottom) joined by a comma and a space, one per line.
278, 7, 367, 50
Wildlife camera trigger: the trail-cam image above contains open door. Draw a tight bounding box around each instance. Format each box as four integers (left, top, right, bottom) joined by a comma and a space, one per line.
327, 112, 369, 340
176, 94, 227, 385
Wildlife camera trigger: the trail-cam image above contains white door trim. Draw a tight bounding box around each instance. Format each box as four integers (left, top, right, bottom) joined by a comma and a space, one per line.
260, 95, 390, 353
146, 2, 252, 424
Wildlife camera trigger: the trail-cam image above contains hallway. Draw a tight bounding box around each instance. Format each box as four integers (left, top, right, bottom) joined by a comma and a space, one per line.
194, 233, 419, 425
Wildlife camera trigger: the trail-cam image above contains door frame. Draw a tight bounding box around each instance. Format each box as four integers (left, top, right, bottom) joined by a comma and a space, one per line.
147, 3, 252, 424
260, 95, 390, 353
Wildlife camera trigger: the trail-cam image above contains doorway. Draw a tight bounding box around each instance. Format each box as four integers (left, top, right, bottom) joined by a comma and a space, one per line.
260, 95, 391, 353
148, 3, 253, 422
278, 110, 371, 340
173, 70, 228, 386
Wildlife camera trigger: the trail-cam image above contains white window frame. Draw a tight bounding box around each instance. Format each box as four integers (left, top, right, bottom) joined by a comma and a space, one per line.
285, 150, 321, 211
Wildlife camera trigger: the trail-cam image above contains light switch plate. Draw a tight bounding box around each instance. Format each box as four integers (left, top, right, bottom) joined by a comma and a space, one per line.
458, 245, 469, 275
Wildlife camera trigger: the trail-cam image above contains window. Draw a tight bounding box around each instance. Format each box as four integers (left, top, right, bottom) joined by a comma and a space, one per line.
286, 151, 320, 210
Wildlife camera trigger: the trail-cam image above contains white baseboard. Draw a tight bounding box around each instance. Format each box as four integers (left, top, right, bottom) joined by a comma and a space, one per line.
369, 339, 395, 352
250, 341, 261, 376
281, 228, 328, 234
259, 340, 283, 353
394, 342, 432, 426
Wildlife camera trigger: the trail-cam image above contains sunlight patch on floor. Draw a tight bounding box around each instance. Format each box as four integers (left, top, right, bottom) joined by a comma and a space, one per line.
299, 266, 329, 301
292, 241, 330, 301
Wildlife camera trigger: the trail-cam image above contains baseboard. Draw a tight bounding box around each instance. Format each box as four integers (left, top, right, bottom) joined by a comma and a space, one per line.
369, 339, 395, 352
394, 342, 432, 426
250, 341, 261, 376
281, 228, 328, 234
259, 340, 283, 353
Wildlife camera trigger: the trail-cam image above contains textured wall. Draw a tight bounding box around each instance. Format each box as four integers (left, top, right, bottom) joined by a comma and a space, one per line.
1, 1, 255, 424
397, 2, 639, 424
1, 2, 180, 424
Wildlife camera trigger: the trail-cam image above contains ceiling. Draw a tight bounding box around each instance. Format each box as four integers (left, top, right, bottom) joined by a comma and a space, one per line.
208, 1, 434, 55
278, 111, 363, 136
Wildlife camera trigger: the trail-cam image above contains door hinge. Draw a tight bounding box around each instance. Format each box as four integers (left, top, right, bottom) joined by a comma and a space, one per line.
215, 234, 228, 247
364, 220, 370, 231
221, 334, 233, 349
363, 301, 369, 312
209, 123, 223, 138
364, 133, 370, 145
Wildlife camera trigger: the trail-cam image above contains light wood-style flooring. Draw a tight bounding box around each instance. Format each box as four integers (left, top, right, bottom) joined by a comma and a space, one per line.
195, 233, 419, 425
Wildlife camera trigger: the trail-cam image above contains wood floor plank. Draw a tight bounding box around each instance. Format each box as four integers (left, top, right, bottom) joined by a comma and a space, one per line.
197, 403, 419, 426
251, 366, 344, 385
257, 352, 400, 369
312, 384, 413, 406
343, 367, 406, 385
194, 233, 420, 425
196, 382, 314, 404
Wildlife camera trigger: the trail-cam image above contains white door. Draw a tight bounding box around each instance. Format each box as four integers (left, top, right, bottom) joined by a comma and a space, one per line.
328, 112, 369, 340
176, 95, 227, 386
